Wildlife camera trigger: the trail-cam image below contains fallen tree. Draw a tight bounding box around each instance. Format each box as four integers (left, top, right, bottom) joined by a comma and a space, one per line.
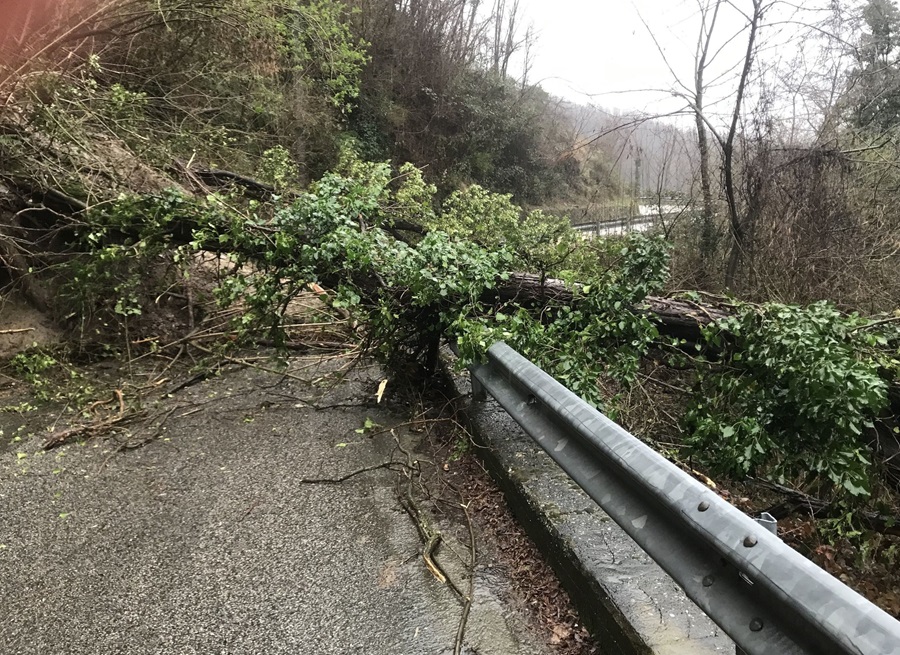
491, 272, 900, 488
491, 272, 732, 341
2, 160, 898, 503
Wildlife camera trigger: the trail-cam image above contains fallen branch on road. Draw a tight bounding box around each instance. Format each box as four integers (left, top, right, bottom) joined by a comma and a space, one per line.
43, 389, 137, 450
44, 406, 142, 450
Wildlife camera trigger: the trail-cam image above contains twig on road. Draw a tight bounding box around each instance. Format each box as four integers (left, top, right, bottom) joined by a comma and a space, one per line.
297, 461, 402, 485
454, 501, 476, 655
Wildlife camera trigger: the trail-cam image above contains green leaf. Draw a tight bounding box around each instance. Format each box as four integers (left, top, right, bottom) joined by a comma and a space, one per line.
355, 417, 382, 435
841, 478, 869, 496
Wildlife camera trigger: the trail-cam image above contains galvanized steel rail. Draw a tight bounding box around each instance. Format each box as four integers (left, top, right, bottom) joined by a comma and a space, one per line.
471, 341, 900, 655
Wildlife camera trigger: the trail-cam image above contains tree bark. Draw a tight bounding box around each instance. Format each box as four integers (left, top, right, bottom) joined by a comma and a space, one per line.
488, 272, 730, 341
723, 0, 764, 288
693, 1, 722, 275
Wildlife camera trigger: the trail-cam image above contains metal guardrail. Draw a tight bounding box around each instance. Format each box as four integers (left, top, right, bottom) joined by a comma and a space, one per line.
572, 217, 648, 235
471, 342, 900, 655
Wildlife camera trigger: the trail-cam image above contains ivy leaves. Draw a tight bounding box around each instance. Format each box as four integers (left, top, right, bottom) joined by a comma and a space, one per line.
455, 234, 670, 410
685, 302, 890, 497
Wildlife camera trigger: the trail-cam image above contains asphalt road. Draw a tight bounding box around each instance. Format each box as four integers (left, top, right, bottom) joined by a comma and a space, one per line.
0, 358, 551, 655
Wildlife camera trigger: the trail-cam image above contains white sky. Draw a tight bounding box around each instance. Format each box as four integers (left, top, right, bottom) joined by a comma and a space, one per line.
514, 0, 844, 127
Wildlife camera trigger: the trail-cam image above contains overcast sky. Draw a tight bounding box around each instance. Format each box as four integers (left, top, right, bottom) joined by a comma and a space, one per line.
513, 0, 842, 124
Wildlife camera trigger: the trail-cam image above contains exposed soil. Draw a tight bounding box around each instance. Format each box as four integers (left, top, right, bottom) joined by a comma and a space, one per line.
0, 293, 62, 359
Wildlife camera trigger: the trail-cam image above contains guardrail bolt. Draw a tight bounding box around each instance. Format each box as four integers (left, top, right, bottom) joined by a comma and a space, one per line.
698, 501, 710, 512
749, 618, 764, 632
702, 575, 715, 587
743, 535, 758, 548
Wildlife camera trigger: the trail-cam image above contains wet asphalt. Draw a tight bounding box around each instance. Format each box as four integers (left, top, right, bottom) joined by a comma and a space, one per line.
0, 359, 552, 655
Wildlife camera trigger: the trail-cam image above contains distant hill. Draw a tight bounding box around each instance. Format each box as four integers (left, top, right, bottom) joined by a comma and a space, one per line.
558, 102, 699, 198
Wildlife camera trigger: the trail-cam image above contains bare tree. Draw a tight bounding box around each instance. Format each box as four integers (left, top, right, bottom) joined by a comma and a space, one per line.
722, 0, 767, 286
640, 0, 771, 288
519, 22, 536, 89
489, 0, 526, 77
692, 0, 724, 272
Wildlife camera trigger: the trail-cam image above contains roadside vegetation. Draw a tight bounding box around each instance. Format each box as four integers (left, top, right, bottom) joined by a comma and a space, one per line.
1, 0, 898, 620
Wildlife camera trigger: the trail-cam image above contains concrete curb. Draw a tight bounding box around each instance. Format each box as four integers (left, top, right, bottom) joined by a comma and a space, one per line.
449, 369, 734, 655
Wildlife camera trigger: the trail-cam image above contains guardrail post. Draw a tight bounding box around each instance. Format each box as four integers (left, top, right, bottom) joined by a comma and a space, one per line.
749, 508, 776, 651
755, 512, 777, 536
470, 368, 487, 402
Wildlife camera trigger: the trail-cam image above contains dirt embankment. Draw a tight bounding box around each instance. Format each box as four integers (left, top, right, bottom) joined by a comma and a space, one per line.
0, 294, 62, 359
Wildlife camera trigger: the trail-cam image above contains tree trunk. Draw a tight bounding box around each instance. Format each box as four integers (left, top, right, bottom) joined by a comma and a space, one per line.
489, 272, 730, 342
691, 0, 723, 284
722, 0, 764, 289
696, 113, 717, 267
